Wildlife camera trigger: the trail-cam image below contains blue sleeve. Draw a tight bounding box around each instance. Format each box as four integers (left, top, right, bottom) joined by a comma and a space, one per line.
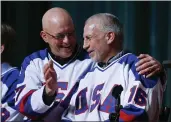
1, 69, 20, 104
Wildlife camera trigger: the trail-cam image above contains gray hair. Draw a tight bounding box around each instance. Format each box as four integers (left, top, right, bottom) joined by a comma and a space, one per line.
85, 13, 123, 40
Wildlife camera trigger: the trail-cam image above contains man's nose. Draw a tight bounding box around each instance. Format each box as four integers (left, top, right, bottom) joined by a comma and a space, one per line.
83, 41, 89, 50
63, 35, 69, 44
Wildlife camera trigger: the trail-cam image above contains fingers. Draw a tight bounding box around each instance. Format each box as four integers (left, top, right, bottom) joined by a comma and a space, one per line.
136, 54, 152, 67
44, 60, 57, 96
136, 54, 163, 78
146, 68, 160, 78
44, 60, 57, 81
46, 76, 53, 84
145, 72, 154, 78
43, 60, 53, 75
49, 60, 53, 68
137, 54, 151, 59
44, 69, 57, 86
137, 54, 147, 59
44, 68, 52, 80
45, 77, 56, 96
48, 60, 56, 74
45, 68, 57, 85
136, 60, 156, 72
136, 61, 153, 72
46, 77, 56, 88
43, 63, 49, 75
138, 65, 153, 75
138, 64, 160, 76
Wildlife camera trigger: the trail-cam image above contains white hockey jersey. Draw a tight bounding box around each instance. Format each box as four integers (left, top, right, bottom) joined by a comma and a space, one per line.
61, 52, 164, 122
1, 63, 25, 122
14, 46, 94, 120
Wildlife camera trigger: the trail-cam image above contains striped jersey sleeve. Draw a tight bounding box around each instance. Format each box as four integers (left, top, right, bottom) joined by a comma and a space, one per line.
118, 54, 164, 121
14, 49, 56, 120
1, 67, 25, 122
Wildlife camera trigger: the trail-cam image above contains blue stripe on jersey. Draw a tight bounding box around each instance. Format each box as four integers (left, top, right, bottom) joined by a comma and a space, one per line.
2, 81, 18, 104
92, 52, 158, 88
60, 82, 79, 109
118, 54, 158, 88
18, 49, 48, 84
1, 69, 19, 103
18, 93, 50, 119
23, 48, 48, 69
29, 48, 48, 61
24, 95, 43, 116
1, 69, 19, 88
104, 105, 148, 122
77, 61, 94, 81
19, 48, 48, 85
15, 90, 44, 120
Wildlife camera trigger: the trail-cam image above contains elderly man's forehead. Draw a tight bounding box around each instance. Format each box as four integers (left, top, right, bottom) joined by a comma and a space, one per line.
87, 24, 96, 29
85, 22, 102, 32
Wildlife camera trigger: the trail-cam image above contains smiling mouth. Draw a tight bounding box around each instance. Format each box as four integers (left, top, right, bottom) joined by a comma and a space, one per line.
62, 46, 71, 49
62, 46, 72, 52
88, 51, 94, 55
64, 47, 70, 49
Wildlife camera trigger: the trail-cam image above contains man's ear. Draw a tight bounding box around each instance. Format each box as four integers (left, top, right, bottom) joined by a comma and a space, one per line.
1, 45, 4, 54
106, 32, 115, 45
40, 31, 48, 43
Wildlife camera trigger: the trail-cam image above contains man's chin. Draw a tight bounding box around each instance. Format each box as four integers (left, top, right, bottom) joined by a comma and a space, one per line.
62, 52, 73, 58
91, 57, 98, 62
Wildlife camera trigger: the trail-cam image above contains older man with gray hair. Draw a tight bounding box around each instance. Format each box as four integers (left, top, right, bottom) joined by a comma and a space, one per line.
61, 13, 165, 122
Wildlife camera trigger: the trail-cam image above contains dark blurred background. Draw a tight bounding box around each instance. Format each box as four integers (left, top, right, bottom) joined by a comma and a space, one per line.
1, 1, 171, 121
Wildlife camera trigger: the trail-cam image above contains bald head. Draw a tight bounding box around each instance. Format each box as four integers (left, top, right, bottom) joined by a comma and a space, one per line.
42, 7, 74, 32
40, 7, 76, 59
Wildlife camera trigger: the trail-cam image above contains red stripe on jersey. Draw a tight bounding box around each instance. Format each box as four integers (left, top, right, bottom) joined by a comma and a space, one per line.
19, 90, 37, 120
120, 110, 135, 121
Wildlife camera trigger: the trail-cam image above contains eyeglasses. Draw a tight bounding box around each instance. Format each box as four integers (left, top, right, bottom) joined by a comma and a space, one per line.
44, 31, 75, 40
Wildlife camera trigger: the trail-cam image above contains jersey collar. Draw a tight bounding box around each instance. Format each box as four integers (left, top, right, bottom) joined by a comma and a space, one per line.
1, 62, 13, 75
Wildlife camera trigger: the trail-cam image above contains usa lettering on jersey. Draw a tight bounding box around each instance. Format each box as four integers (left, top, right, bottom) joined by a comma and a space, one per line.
61, 52, 164, 121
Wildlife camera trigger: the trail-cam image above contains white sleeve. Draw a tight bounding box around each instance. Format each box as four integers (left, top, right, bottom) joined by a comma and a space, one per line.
120, 62, 164, 122
15, 57, 55, 119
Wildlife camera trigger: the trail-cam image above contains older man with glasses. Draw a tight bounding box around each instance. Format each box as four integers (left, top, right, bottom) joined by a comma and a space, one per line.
14, 7, 165, 121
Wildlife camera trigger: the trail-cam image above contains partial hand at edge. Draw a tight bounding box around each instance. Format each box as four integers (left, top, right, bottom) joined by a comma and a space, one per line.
135, 54, 162, 78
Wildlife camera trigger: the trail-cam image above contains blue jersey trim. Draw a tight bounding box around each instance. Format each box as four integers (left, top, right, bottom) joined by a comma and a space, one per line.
118, 54, 158, 88
18, 49, 48, 85
1, 69, 20, 103
91, 52, 158, 88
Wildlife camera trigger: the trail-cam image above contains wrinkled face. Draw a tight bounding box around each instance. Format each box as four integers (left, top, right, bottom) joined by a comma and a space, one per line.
42, 19, 76, 58
83, 23, 109, 62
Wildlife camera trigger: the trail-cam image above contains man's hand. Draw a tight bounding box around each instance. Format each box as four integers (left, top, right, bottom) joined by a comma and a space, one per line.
43, 60, 57, 96
135, 54, 162, 78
